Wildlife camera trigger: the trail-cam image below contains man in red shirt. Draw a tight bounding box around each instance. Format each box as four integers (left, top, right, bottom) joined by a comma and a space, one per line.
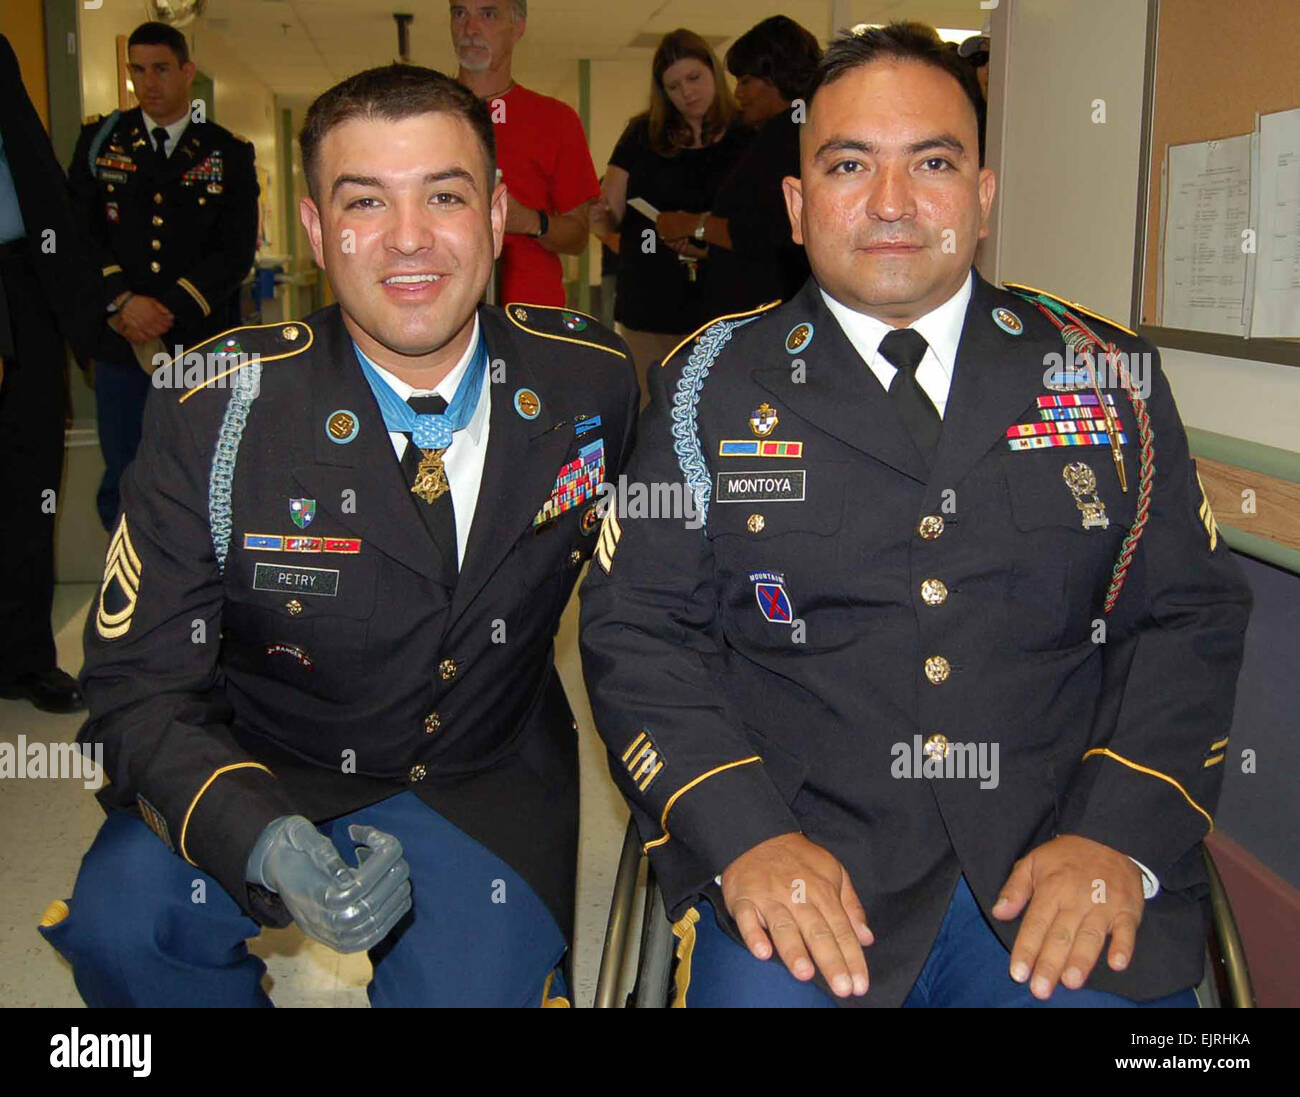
451, 1, 599, 306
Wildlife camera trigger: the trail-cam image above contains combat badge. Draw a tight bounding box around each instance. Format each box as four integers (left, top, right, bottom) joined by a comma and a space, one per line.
1062, 462, 1109, 530
749, 570, 794, 624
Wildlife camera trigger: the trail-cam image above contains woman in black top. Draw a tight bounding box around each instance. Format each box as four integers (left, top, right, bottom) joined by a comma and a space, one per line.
656, 17, 823, 324
592, 29, 749, 405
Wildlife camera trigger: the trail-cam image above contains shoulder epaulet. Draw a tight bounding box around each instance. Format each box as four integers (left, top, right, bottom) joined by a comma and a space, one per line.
661, 300, 782, 367
504, 303, 628, 359
175, 320, 313, 404
1002, 281, 1137, 338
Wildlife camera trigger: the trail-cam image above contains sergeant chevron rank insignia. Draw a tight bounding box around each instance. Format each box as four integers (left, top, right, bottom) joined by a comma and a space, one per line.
96, 514, 142, 640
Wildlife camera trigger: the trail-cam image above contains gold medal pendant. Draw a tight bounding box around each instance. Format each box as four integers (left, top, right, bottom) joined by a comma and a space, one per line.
411, 448, 450, 503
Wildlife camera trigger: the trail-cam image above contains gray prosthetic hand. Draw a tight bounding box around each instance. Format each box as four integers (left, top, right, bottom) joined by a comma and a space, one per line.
245, 815, 412, 953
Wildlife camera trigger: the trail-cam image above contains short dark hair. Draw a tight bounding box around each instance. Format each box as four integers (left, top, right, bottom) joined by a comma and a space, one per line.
128, 21, 190, 66
299, 65, 497, 201
811, 22, 986, 165
725, 16, 823, 103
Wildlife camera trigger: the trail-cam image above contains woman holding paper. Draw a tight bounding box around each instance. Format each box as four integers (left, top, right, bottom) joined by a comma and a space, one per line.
591, 28, 749, 405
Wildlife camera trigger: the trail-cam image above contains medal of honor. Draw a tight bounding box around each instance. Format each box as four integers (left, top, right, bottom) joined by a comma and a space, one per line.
411, 448, 450, 503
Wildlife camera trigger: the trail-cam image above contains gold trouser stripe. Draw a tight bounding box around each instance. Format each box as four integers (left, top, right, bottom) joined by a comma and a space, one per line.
642, 756, 762, 852
39, 899, 70, 928
1080, 748, 1213, 830
670, 907, 701, 1008
621, 731, 647, 763
179, 762, 274, 864
539, 969, 571, 1007
662, 301, 781, 367
102, 264, 123, 276
1210, 735, 1230, 752
176, 277, 211, 317
1203, 754, 1225, 768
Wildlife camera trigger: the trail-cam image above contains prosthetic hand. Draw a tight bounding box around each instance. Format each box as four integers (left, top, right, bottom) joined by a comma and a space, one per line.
245, 815, 412, 953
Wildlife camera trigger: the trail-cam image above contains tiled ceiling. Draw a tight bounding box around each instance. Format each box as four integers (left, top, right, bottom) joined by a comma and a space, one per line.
192, 0, 988, 100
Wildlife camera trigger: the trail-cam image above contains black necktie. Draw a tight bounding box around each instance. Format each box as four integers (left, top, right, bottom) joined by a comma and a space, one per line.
400, 395, 459, 582
879, 327, 941, 463
152, 126, 169, 158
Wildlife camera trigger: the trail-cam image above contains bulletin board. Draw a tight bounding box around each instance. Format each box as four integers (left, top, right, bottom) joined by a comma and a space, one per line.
1133, 0, 1300, 366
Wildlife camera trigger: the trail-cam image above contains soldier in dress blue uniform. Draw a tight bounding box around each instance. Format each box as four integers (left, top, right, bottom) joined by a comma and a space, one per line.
40, 65, 638, 1007
68, 22, 259, 532
580, 23, 1251, 1007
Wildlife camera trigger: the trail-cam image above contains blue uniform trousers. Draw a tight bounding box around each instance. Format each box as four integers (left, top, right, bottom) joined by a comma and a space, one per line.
677, 875, 1198, 1008
40, 791, 568, 1007
93, 355, 152, 532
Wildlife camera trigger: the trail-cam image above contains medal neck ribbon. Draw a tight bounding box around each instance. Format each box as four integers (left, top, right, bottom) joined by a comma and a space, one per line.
353, 328, 488, 450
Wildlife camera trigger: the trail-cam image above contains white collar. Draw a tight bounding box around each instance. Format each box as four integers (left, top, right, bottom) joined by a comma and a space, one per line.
819, 271, 973, 379
362, 315, 488, 444
140, 109, 191, 155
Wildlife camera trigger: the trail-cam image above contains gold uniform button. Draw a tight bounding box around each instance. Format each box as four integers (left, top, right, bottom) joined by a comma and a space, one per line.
747, 513, 766, 534
408, 763, 427, 782
106, 183, 116, 193
438, 658, 458, 682
282, 325, 300, 341
284, 599, 303, 616
151, 215, 163, 226
569, 548, 583, 566
149, 260, 161, 273
198, 197, 206, 206
150, 239, 162, 251
924, 656, 951, 684
920, 579, 949, 606
923, 733, 950, 760
153, 192, 163, 204
423, 712, 441, 734
918, 515, 945, 540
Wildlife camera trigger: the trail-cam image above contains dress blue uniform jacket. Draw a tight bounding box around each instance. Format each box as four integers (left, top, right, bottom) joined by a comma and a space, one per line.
79, 302, 639, 937
579, 272, 1252, 1005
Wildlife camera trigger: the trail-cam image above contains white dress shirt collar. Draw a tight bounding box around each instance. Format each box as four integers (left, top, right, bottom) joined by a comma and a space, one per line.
140, 110, 191, 158
819, 271, 973, 418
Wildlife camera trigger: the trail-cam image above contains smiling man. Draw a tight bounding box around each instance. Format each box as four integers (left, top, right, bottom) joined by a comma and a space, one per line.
580, 23, 1251, 1007
40, 65, 638, 1007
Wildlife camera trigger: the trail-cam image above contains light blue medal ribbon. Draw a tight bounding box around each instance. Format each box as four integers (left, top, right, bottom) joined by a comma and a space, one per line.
353, 332, 489, 450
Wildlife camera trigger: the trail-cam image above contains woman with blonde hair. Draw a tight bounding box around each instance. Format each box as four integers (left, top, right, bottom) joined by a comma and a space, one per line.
592, 29, 750, 405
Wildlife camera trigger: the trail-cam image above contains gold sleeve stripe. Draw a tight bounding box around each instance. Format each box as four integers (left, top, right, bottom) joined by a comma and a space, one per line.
540, 970, 571, 1007
1081, 748, 1213, 830
594, 507, 623, 574
669, 906, 701, 1008
102, 264, 123, 276
1196, 469, 1220, 551
176, 278, 212, 317
39, 899, 71, 928
179, 762, 275, 864
637, 760, 664, 792
662, 301, 782, 367
1203, 754, 1225, 768
96, 514, 142, 640
1210, 735, 1230, 752
621, 731, 647, 763
642, 756, 763, 852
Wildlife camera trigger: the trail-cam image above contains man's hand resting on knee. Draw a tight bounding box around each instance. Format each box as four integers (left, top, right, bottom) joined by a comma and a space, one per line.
245, 816, 412, 953
720, 832, 873, 999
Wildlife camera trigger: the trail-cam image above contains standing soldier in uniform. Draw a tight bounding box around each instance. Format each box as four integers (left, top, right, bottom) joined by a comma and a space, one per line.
40, 65, 638, 1007
580, 23, 1251, 1007
68, 21, 258, 531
